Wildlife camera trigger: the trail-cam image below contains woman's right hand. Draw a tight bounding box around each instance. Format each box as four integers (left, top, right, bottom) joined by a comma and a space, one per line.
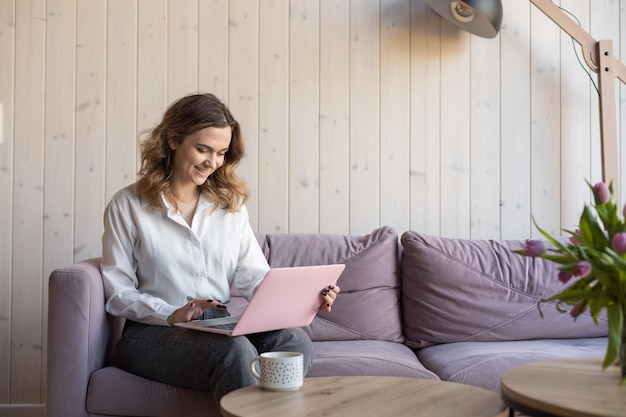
166, 299, 227, 325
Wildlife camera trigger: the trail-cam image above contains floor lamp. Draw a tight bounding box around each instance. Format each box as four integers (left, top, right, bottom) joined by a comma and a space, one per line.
425, 0, 625, 198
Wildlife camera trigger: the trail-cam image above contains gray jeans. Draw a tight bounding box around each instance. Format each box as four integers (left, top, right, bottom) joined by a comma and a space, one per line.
115, 309, 314, 412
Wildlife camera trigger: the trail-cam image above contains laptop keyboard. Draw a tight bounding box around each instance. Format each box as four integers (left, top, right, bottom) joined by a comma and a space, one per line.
203, 322, 237, 331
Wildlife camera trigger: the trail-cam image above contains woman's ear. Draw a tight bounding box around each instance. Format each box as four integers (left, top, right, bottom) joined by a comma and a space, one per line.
167, 133, 177, 150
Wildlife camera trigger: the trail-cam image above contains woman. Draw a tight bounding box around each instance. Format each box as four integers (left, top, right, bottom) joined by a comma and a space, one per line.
100, 93, 340, 410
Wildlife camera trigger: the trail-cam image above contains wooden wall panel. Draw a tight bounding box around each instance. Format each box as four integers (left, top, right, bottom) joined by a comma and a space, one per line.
168, 0, 199, 101
380, 0, 410, 234
530, 4, 562, 238
0, 0, 14, 404
349, 0, 380, 235
319, 0, 349, 234
440, 26, 471, 238
228, 0, 259, 228
11, 0, 46, 403
42, 0, 76, 402
289, 0, 320, 232
469, 34, 501, 239
500, 0, 531, 239
258, 0, 289, 232
105, 1, 137, 202
2, 0, 625, 412
559, 0, 592, 230
409, 0, 441, 236
75, 0, 106, 261
198, 0, 229, 101
138, 0, 168, 133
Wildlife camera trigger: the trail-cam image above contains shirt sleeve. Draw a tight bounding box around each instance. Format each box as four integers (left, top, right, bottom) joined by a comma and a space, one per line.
100, 192, 177, 326
232, 206, 270, 301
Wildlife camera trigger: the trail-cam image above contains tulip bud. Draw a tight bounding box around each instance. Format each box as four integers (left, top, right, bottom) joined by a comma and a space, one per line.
524, 239, 545, 257
573, 261, 592, 278
569, 229, 581, 245
594, 182, 610, 204
612, 233, 626, 255
570, 301, 587, 318
558, 270, 573, 284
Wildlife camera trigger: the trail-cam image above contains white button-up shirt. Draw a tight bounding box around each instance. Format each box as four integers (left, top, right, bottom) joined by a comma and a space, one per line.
100, 183, 270, 326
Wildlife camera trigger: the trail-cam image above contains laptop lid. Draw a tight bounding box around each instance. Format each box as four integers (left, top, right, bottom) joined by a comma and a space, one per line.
174, 263, 345, 336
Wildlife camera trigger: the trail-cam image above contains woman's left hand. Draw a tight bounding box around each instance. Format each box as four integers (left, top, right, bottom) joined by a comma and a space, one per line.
319, 284, 340, 312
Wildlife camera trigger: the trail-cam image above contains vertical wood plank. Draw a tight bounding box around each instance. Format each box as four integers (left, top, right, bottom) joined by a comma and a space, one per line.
560, 0, 592, 229
289, 0, 319, 232
75, 0, 106, 261
500, 0, 531, 239
530, 2, 561, 237
590, 0, 621, 201
469, 35, 501, 239
409, 0, 441, 236
439, 26, 471, 238
258, 0, 289, 233
138, 0, 167, 133
106, 0, 137, 201
319, 0, 350, 234
198, 0, 229, 101
43, 0, 76, 401
168, 0, 198, 101
349, 0, 380, 235
11, 0, 46, 403
380, 0, 410, 234
0, 0, 15, 403
228, 0, 259, 229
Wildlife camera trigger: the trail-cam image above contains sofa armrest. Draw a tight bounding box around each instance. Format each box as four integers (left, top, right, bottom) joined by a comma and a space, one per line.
47, 258, 108, 417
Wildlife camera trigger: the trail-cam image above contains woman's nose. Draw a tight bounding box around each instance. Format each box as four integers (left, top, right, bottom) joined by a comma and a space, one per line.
205, 155, 217, 169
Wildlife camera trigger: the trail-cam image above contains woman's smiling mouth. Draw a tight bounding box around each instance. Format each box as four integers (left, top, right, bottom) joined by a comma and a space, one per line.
195, 166, 209, 175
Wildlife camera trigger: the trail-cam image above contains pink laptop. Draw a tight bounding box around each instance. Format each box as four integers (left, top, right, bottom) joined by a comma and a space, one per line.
174, 264, 345, 336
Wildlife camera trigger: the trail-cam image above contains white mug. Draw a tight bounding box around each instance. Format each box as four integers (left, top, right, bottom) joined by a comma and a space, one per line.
249, 351, 304, 391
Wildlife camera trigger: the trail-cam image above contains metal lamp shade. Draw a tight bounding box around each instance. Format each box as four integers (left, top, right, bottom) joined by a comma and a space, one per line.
426, 0, 503, 38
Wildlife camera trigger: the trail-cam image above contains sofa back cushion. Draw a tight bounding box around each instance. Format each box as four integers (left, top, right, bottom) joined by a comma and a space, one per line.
400, 231, 608, 349
230, 226, 403, 342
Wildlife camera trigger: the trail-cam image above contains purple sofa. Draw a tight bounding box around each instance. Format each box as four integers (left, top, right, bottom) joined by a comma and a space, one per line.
47, 226, 608, 417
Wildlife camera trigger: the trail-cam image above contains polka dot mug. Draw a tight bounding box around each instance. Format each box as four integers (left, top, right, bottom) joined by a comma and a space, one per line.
250, 351, 304, 391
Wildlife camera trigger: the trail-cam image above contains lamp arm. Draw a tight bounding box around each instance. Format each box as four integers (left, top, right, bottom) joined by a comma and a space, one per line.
529, 0, 626, 83
529, 0, 597, 68
530, 0, 623, 195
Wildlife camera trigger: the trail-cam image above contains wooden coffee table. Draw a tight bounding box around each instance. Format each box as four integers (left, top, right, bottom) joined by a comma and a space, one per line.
501, 357, 626, 417
220, 375, 508, 417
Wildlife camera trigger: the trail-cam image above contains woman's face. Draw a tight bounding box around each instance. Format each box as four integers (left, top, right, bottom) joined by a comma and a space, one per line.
169, 126, 232, 187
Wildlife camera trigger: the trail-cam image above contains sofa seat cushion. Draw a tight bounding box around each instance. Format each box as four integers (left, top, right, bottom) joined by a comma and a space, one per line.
87, 366, 216, 417
417, 337, 608, 392
308, 340, 439, 380
401, 231, 608, 348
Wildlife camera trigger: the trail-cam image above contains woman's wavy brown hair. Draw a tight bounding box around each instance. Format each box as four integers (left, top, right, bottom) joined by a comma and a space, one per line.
137, 93, 249, 212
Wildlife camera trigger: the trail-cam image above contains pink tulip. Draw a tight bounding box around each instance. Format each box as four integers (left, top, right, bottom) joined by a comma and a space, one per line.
573, 261, 592, 278
594, 182, 610, 204
611, 233, 626, 255
524, 239, 545, 257
570, 301, 587, 318
558, 270, 573, 284
569, 229, 581, 245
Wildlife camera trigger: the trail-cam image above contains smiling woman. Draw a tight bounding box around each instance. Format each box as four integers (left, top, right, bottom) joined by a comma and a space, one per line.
167, 125, 232, 219
98, 93, 340, 412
